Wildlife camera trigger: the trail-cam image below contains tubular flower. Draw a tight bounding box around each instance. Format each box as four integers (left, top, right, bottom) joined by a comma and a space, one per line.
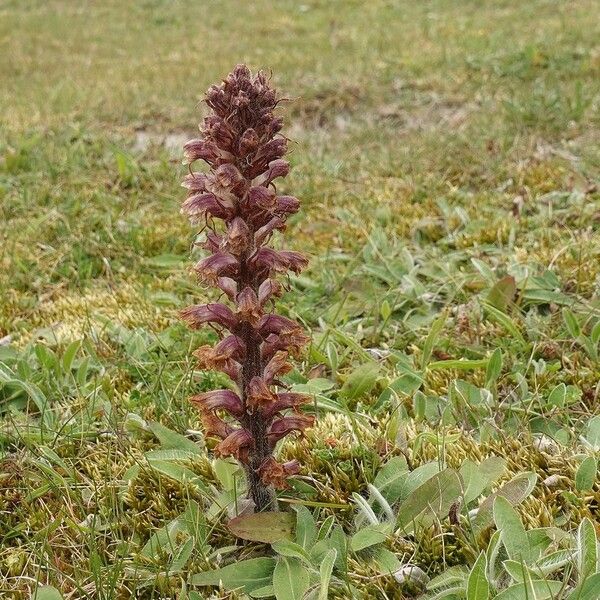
190, 390, 244, 417
181, 65, 313, 511
257, 457, 301, 489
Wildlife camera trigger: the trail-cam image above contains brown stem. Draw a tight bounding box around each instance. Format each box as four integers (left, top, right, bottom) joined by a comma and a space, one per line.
238, 275, 278, 510
244, 434, 277, 511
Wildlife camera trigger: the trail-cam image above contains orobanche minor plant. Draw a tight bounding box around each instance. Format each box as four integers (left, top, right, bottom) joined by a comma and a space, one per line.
180, 65, 313, 511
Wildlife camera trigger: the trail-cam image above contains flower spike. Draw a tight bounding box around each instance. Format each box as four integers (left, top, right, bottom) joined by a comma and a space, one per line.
181, 65, 313, 510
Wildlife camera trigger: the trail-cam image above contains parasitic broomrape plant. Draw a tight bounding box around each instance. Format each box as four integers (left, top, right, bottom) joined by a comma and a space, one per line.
180, 65, 313, 511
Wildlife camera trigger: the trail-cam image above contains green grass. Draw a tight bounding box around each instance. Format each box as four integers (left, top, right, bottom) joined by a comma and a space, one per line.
1, 0, 599, 598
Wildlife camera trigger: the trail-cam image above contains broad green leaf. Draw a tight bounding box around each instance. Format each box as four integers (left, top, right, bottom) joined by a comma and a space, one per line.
145, 253, 186, 268
461, 456, 506, 504
396, 468, 462, 533
522, 289, 571, 306
34, 344, 58, 370
329, 327, 375, 363
563, 308, 581, 338
32, 587, 64, 600
371, 547, 401, 574
228, 512, 294, 544
568, 573, 600, 600
150, 291, 180, 306
493, 496, 532, 563
482, 303, 526, 346
526, 528, 554, 561
502, 560, 534, 582
340, 362, 380, 401
451, 379, 487, 409
458, 461, 480, 499
367, 483, 394, 522
485, 530, 503, 586
428, 358, 488, 371
389, 372, 423, 395
141, 518, 187, 558
471, 258, 496, 284
373, 455, 409, 505
467, 552, 489, 600
38, 446, 70, 471
487, 275, 516, 312
148, 422, 202, 454
308, 539, 331, 564
75, 356, 91, 386
318, 549, 337, 600
577, 518, 598, 584
0, 363, 50, 423
583, 415, 600, 450
428, 586, 467, 600
534, 549, 573, 576
485, 348, 503, 385
380, 299, 392, 322
427, 566, 468, 590
478, 457, 507, 485
413, 390, 427, 419
145, 448, 199, 462
352, 492, 379, 525
271, 539, 312, 564
330, 524, 348, 573
61, 339, 81, 372
326, 342, 339, 373
272, 557, 310, 600
190, 557, 275, 593
494, 580, 562, 600
398, 461, 441, 503
181, 500, 207, 541
250, 585, 275, 598
422, 313, 447, 369
547, 383, 567, 408
171, 537, 194, 572
213, 458, 243, 491
350, 525, 387, 551
473, 472, 537, 533
575, 456, 597, 491
526, 570, 558, 600
293, 504, 317, 550
147, 460, 208, 491
316, 515, 335, 541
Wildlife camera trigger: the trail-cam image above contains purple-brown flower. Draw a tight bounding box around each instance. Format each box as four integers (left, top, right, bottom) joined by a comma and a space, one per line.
180, 65, 313, 511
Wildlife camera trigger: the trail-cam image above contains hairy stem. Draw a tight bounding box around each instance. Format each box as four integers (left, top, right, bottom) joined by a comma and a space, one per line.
240, 321, 278, 510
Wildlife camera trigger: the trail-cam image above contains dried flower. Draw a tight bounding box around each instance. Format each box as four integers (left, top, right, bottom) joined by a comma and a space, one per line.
180, 65, 314, 511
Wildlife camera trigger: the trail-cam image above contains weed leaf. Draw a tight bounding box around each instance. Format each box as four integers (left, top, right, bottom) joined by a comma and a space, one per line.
190, 557, 275, 593
228, 512, 294, 543
272, 557, 310, 600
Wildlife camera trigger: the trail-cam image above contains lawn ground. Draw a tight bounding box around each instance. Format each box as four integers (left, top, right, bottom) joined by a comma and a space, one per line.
1, 1, 599, 598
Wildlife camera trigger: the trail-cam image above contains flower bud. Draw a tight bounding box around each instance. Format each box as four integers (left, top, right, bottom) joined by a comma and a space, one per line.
225, 217, 251, 255
239, 128, 260, 156
183, 139, 218, 165
258, 457, 301, 489
180, 303, 237, 330
237, 287, 262, 325
247, 185, 277, 211
215, 428, 254, 461
260, 159, 290, 185
194, 252, 238, 284
268, 415, 315, 445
